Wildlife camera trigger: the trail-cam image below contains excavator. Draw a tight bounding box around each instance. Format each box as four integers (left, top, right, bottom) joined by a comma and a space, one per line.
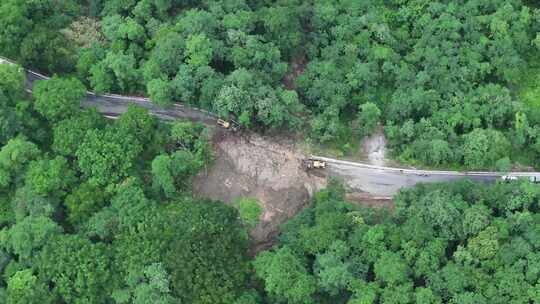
303, 158, 326, 170
217, 119, 239, 132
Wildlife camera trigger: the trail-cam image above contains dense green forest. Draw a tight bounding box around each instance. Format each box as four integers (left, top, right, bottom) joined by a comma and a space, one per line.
3, 0, 540, 302
0, 64, 258, 303
2, 0, 540, 168
254, 179, 540, 303
1, 61, 540, 302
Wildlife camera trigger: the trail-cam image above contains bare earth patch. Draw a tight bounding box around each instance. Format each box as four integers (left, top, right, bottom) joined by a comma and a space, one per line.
193, 127, 397, 252
361, 125, 387, 166
345, 192, 394, 210
193, 131, 327, 251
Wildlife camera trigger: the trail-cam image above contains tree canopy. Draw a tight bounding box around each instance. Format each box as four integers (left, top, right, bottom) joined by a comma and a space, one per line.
3, 0, 540, 168
0, 66, 251, 303
2, 2, 540, 303
254, 180, 540, 303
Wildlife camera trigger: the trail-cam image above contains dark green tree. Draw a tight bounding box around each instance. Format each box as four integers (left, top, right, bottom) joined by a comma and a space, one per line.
254, 246, 317, 304
0, 137, 40, 189
37, 235, 114, 303
2, 216, 62, 261
52, 108, 105, 156
33, 77, 86, 122
25, 156, 76, 197
0, 0, 80, 72
151, 151, 202, 198
76, 127, 141, 187
6, 269, 53, 304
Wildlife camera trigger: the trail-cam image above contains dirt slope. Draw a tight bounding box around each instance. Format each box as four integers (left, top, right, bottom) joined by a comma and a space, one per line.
193, 130, 326, 250
362, 125, 387, 166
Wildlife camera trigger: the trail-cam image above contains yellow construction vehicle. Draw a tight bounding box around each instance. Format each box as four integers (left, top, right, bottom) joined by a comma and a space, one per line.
303, 158, 326, 170
217, 119, 239, 131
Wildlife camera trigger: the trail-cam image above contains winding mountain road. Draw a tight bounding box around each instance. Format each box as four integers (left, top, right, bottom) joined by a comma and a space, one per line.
3, 56, 217, 124
2, 56, 536, 197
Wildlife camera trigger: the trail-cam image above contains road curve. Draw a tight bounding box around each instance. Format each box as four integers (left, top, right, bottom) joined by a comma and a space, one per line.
1, 56, 218, 125
2, 56, 537, 197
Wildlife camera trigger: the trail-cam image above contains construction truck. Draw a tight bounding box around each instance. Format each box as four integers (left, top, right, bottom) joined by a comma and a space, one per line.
217, 119, 239, 132
303, 158, 326, 170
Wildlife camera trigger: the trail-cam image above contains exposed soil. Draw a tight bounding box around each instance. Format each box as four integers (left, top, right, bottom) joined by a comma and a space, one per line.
193, 130, 327, 252
193, 126, 396, 253
361, 125, 388, 166
345, 192, 394, 210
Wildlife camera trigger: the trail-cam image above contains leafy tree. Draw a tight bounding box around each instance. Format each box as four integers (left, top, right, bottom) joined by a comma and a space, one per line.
164, 199, 250, 303
83, 178, 152, 241
89, 60, 115, 93
0, 137, 40, 189
313, 240, 353, 295
144, 31, 185, 78
348, 280, 380, 304
214, 69, 254, 125
0, 61, 52, 146
233, 290, 262, 304
463, 129, 511, 169
148, 78, 174, 106
52, 108, 104, 156
170, 64, 224, 109
65, 182, 107, 227
25, 156, 76, 197
6, 269, 53, 304
90, 51, 140, 93
214, 69, 304, 128
0, 64, 25, 101
76, 44, 106, 86
411, 139, 454, 166
2, 1, 540, 303
113, 263, 176, 304
151, 151, 202, 198
113, 198, 250, 303
374, 251, 410, 285
462, 204, 491, 237
11, 185, 57, 220
232, 197, 262, 228
169, 121, 199, 149
33, 76, 86, 122
254, 246, 317, 304
259, 4, 304, 57
3, 216, 62, 261
227, 32, 287, 82
185, 34, 213, 67
0, 0, 79, 72
256, 88, 304, 129
466, 226, 499, 261
358, 102, 381, 137
168, 120, 212, 164
76, 127, 141, 187
116, 105, 159, 147
0, 94, 21, 146
37, 235, 113, 304
254, 179, 540, 303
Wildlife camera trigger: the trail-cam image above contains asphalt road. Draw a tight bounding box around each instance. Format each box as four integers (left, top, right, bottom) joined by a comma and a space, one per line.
314, 156, 539, 197
22, 68, 218, 125
3, 56, 538, 197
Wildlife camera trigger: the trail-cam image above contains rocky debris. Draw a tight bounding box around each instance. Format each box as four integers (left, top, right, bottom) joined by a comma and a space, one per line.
192, 131, 326, 251
362, 125, 387, 167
